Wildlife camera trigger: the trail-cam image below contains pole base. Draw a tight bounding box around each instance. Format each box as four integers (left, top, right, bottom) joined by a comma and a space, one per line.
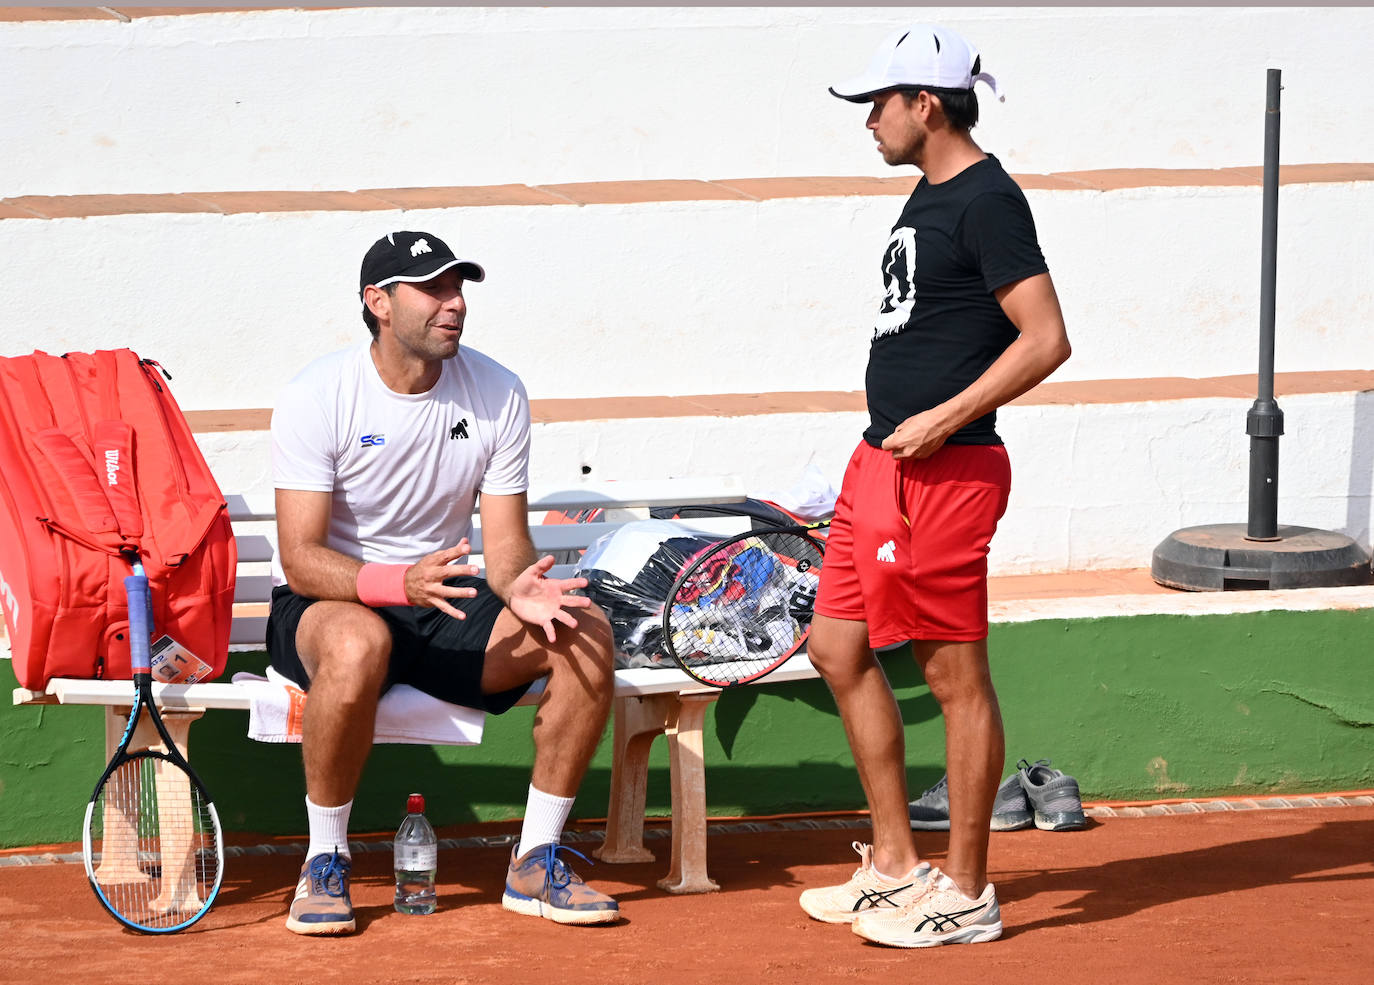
1151, 523, 1373, 591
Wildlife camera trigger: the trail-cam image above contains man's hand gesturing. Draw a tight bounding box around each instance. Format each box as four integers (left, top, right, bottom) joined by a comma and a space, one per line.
507, 555, 593, 643
403, 539, 482, 619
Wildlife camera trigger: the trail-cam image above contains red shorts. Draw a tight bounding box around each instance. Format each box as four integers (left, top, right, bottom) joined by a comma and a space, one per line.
815, 440, 1011, 648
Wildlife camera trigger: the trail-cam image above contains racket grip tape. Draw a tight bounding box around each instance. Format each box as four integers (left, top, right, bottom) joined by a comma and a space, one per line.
123, 574, 153, 675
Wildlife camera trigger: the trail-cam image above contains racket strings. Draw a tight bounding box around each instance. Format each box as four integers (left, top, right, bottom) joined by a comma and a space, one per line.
668, 530, 824, 685
88, 753, 221, 931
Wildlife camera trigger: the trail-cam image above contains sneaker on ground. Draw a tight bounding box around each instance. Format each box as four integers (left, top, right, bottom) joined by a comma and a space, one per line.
907, 775, 951, 831
501, 842, 620, 925
798, 841, 932, 924
910, 772, 1035, 831
991, 771, 1035, 831
285, 851, 355, 936
851, 869, 1002, 948
1017, 758, 1089, 831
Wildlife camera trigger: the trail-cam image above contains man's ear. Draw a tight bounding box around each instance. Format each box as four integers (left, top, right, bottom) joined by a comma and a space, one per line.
363, 284, 391, 323
914, 88, 940, 121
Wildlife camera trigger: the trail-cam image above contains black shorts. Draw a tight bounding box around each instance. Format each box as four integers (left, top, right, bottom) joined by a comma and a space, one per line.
264, 576, 533, 715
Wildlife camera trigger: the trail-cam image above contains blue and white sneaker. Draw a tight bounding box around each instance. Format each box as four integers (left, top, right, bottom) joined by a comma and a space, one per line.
501, 843, 620, 925
285, 851, 355, 935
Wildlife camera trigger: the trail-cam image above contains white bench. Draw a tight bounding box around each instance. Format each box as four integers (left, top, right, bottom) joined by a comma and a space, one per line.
9, 476, 828, 893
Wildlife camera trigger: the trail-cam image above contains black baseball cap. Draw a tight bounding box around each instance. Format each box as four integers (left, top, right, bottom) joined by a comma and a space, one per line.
358, 231, 486, 297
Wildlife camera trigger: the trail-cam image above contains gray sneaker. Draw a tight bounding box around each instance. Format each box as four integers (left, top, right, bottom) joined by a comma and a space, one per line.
991, 772, 1034, 831
909, 773, 1034, 831
1017, 759, 1088, 831
908, 775, 951, 830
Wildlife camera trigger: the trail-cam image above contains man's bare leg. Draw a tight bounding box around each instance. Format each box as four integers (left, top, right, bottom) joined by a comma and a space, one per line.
285, 601, 392, 936
484, 604, 620, 924
913, 637, 1004, 897
294, 602, 393, 806
808, 613, 921, 877
481, 603, 615, 797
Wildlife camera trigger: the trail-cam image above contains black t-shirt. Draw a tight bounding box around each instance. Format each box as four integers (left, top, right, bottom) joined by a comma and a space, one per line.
863, 154, 1048, 448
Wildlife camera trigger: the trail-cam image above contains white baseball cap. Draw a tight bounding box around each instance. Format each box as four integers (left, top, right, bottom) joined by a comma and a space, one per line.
829, 24, 1003, 103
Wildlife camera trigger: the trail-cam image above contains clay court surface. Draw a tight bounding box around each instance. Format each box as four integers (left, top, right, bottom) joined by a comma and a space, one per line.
2, 805, 1368, 984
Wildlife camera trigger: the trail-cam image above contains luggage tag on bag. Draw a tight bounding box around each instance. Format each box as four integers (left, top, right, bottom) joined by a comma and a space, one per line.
149, 635, 215, 683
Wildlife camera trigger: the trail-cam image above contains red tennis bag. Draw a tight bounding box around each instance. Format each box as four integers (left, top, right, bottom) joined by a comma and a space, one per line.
0, 349, 236, 690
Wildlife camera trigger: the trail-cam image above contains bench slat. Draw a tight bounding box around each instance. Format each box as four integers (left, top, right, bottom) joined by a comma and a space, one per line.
236, 533, 276, 564
225, 492, 275, 522
230, 615, 269, 646
11, 653, 774, 711
229, 477, 748, 524
527, 476, 746, 512
231, 520, 751, 606
477, 514, 751, 555
233, 574, 275, 604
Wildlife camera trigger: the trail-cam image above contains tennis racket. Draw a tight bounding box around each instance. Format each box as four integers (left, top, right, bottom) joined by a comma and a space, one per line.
662, 521, 829, 687
82, 567, 224, 933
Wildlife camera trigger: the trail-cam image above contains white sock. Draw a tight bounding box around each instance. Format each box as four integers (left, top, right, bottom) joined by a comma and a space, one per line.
515, 785, 575, 859
306, 796, 353, 860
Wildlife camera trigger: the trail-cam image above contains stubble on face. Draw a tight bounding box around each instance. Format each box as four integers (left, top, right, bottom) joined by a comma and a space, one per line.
870, 91, 925, 168
388, 274, 465, 362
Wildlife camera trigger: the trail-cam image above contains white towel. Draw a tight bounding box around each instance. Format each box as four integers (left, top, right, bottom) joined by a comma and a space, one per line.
231, 668, 485, 746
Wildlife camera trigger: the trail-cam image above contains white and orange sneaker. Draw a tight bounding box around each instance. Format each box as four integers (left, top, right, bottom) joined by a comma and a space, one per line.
798, 841, 932, 924
851, 869, 1002, 947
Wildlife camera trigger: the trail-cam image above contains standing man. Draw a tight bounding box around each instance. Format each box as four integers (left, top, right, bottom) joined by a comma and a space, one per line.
798, 26, 1070, 947
268, 231, 621, 935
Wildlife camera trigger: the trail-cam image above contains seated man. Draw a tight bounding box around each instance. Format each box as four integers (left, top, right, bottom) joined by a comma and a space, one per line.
267, 230, 619, 935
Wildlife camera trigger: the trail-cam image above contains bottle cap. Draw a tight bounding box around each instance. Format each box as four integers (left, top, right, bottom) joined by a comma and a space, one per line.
407, 793, 425, 814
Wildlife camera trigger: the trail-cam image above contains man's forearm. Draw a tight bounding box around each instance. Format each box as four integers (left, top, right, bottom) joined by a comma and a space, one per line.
930, 328, 1071, 438
481, 538, 539, 607
280, 543, 371, 601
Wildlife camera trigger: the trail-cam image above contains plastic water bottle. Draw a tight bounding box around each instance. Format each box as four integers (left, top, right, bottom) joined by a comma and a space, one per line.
393, 793, 438, 915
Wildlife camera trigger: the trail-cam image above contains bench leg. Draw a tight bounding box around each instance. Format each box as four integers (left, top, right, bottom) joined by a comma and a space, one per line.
151, 754, 206, 915
93, 704, 204, 902
594, 693, 675, 864
658, 692, 721, 894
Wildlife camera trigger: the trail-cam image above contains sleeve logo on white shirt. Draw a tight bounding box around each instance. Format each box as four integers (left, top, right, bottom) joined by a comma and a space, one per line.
360, 433, 386, 447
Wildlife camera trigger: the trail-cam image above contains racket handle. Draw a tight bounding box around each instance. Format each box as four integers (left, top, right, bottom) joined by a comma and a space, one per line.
123, 574, 153, 675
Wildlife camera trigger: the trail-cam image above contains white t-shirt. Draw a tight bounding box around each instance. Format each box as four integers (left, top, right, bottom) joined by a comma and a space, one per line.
270, 342, 530, 582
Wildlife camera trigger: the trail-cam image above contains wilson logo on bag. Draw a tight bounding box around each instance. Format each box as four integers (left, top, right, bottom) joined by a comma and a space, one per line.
0, 349, 237, 690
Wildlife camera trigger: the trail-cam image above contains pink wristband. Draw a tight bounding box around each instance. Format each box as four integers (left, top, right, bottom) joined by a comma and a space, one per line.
356, 563, 411, 607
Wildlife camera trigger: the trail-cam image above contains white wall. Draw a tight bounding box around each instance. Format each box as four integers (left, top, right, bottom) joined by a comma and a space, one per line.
3, 6, 1372, 196
4, 5, 1372, 574
1, 181, 1369, 409
196, 387, 1374, 576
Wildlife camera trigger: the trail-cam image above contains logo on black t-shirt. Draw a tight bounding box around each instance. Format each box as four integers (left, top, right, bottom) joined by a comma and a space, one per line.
449, 419, 469, 440
874, 227, 918, 340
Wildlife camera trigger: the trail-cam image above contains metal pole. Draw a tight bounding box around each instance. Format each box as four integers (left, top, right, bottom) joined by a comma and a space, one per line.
1246, 68, 1284, 541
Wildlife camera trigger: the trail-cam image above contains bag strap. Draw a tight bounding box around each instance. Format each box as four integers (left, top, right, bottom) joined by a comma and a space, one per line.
29, 428, 120, 535
162, 499, 226, 567
91, 419, 143, 539
39, 514, 134, 558
9, 352, 60, 434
